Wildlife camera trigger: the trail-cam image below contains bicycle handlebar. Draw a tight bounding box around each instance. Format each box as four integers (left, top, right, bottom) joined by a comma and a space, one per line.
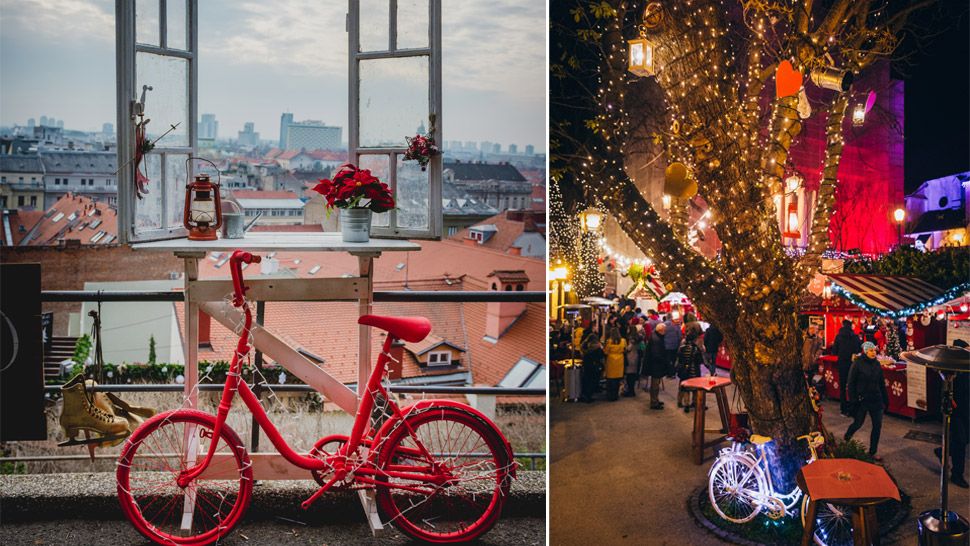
230, 250, 261, 307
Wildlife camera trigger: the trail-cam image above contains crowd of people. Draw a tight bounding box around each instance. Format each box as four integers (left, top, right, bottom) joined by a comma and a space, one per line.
551, 303, 968, 488
549, 301, 722, 411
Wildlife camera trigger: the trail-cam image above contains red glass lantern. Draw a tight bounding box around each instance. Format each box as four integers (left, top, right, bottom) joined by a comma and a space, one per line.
183, 173, 222, 241
782, 201, 800, 239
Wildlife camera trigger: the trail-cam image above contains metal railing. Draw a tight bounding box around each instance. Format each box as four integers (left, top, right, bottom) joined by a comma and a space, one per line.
37, 288, 547, 469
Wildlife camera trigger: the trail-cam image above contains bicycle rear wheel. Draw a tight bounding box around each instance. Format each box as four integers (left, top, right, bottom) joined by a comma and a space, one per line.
375, 406, 513, 543
117, 409, 253, 545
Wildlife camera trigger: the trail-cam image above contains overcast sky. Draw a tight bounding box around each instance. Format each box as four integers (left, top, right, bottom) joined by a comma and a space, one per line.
0, 0, 546, 150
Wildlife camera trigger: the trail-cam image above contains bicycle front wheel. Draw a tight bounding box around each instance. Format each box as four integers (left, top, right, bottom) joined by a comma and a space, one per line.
800, 494, 854, 546
708, 454, 766, 524
375, 406, 513, 543
117, 409, 253, 545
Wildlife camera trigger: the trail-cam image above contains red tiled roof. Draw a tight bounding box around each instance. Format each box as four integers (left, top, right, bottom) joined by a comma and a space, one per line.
277, 150, 305, 161
176, 297, 470, 384
16, 193, 118, 246
306, 150, 347, 161
264, 148, 283, 160
463, 301, 545, 387
450, 210, 544, 256
1, 209, 44, 246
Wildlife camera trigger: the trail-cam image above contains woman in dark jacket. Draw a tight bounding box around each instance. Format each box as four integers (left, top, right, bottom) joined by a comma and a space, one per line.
676, 331, 704, 412
844, 342, 888, 460
833, 319, 863, 415
646, 323, 669, 410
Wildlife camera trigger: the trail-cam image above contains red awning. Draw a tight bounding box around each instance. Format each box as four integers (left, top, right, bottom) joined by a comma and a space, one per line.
827, 274, 946, 314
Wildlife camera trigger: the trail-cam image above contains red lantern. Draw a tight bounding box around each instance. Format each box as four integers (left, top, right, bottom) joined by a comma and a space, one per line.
183, 173, 222, 241
782, 201, 800, 239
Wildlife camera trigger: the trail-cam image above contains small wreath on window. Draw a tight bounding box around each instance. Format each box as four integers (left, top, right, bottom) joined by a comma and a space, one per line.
403, 114, 439, 171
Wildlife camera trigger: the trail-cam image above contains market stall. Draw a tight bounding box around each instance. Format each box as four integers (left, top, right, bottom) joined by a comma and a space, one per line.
805, 273, 965, 419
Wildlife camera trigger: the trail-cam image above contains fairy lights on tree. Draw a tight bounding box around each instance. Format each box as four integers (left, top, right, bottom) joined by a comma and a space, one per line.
551, 0, 933, 480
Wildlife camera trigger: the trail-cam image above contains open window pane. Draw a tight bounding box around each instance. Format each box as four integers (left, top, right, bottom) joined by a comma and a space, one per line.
359, 154, 391, 227
135, 0, 160, 46
135, 154, 163, 231
396, 154, 429, 230
359, 56, 428, 148
165, 154, 189, 228
135, 52, 189, 147
166, 0, 187, 50
397, 0, 429, 49
359, 0, 390, 51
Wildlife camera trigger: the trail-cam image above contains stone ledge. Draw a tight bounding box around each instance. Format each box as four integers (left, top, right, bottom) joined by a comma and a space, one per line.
0, 471, 545, 522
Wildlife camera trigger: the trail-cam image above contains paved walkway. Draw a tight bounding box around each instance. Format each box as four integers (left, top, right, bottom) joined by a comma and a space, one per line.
550, 373, 970, 545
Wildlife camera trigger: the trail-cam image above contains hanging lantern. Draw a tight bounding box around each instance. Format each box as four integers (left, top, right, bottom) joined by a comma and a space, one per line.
563, 282, 572, 293
183, 173, 223, 241
785, 174, 801, 193
893, 208, 905, 223
580, 206, 603, 232
662, 194, 672, 209
627, 36, 657, 77
810, 67, 853, 92
852, 102, 866, 127
783, 200, 800, 239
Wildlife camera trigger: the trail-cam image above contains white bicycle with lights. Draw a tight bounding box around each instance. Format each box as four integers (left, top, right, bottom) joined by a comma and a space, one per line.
708, 432, 853, 545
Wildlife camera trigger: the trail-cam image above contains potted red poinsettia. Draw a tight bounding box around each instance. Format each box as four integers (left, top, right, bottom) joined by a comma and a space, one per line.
312, 163, 395, 242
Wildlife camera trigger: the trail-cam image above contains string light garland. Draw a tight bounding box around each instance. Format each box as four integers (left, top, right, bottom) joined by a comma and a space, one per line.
829, 282, 970, 320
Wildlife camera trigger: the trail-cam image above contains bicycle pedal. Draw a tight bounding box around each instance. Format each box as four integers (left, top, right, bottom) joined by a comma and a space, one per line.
301, 474, 339, 510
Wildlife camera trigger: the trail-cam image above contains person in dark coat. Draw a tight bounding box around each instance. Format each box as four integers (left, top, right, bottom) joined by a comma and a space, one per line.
833, 319, 863, 415
703, 324, 723, 376
646, 323, 669, 410
580, 337, 605, 403
844, 342, 888, 460
676, 331, 704, 412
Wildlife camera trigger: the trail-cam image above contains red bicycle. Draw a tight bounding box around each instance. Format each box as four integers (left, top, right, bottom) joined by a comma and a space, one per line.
117, 250, 516, 544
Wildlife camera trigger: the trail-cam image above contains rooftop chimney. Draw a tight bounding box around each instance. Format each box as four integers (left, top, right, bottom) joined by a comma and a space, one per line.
484, 270, 529, 342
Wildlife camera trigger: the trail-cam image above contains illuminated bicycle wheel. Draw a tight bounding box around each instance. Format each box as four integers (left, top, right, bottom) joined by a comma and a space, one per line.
801, 494, 854, 546
708, 455, 767, 524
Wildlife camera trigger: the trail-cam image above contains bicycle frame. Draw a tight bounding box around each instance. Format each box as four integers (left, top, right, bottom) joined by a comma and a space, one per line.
175, 250, 438, 494
724, 432, 823, 513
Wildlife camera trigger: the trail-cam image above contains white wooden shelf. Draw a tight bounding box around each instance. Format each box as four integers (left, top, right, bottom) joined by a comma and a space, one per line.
131, 232, 421, 254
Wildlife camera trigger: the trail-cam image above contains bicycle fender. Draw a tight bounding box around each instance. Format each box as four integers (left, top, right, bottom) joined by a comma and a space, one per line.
374, 399, 517, 478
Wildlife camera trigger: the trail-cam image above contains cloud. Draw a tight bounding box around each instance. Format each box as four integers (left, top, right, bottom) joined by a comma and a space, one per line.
0, 0, 113, 43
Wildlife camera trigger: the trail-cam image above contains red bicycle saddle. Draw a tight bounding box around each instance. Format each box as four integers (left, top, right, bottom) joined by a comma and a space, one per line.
358, 315, 432, 343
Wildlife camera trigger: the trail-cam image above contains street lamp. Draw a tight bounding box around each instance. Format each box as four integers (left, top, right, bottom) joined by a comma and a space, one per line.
894, 208, 905, 247
580, 207, 603, 232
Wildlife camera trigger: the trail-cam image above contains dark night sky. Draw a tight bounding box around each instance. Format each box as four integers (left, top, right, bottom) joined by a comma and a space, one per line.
897, 0, 970, 193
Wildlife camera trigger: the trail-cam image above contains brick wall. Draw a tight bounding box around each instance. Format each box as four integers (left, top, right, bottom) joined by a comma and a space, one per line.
0, 245, 182, 334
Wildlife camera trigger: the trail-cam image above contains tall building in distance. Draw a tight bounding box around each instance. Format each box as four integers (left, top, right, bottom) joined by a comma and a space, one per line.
102, 123, 114, 135
279, 112, 293, 148
525, 144, 534, 156
237, 122, 260, 147
198, 113, 218, 140
282, 118, 342, 151
508, 144, 518, 154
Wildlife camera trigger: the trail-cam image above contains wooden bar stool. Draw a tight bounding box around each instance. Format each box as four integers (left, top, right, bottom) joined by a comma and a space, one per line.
679, 376, 731, 465
798, 459, 900, 546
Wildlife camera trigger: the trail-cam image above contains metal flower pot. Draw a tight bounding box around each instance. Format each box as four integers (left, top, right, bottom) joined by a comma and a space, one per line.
339, 208, 372, 243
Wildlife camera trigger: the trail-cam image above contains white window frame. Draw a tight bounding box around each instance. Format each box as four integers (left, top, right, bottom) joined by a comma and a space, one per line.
116, 0, 197, 243
427, 350, 451, 366
348, 0, 442, 239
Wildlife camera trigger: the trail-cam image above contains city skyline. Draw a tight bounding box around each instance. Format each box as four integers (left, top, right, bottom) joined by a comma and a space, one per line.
0, 0, 545, 151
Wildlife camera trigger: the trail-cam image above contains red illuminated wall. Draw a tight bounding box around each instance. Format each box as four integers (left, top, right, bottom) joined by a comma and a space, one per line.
788, 62, 905, 255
